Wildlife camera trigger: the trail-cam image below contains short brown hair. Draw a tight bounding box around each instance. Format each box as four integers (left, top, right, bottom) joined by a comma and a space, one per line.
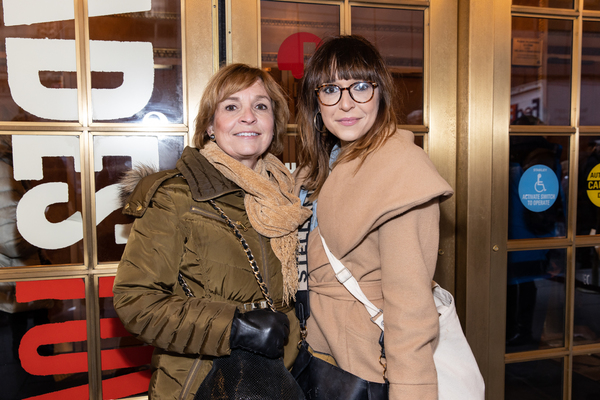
193, 63, 289, 156
296, 35, 399, 196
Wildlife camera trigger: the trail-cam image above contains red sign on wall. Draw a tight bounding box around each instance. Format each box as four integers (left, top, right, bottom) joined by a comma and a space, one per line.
16, 277, 152, 400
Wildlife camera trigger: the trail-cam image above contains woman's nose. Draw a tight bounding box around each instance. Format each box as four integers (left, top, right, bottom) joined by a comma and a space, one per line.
240, 107, 257, 124
339, 89, 355, 111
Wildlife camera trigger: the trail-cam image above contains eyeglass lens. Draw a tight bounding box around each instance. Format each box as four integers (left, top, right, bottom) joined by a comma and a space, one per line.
317, 82, 374, 105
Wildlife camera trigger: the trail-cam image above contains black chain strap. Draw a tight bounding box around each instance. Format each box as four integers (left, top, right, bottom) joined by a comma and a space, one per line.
207, 200, 276, 312
178, 272, 194, 298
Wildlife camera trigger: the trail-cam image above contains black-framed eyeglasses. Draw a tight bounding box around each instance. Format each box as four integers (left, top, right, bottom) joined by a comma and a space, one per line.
315, 81, 378, 106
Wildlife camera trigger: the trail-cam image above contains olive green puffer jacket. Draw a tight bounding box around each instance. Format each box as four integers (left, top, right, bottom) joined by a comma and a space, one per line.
113, 147, 301, 400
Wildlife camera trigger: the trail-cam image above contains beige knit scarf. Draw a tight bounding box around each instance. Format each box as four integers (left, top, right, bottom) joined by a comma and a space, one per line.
199, 141, 311, 304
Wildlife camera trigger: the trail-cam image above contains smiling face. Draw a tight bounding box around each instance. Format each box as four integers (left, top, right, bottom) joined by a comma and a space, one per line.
208, 80, 275, 169
318, 78, 380, 146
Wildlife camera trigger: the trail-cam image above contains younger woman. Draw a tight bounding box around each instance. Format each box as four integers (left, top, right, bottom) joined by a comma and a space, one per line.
295, 35, 454, 400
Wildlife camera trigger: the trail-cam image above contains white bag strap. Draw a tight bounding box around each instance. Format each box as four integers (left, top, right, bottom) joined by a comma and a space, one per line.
319, 229, 384, 331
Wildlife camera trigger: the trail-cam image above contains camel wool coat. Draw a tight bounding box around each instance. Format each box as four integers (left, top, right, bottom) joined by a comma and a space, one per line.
298, 130, 453, 400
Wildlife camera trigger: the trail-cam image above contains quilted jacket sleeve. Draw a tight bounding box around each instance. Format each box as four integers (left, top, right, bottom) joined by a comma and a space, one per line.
113, 187, 237, 357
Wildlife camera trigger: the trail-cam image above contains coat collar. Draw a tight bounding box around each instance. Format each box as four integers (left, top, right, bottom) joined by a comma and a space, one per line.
176, 146, 241, 202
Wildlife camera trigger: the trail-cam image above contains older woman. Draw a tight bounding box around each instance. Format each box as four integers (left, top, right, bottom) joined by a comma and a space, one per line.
113, 63, 311, 400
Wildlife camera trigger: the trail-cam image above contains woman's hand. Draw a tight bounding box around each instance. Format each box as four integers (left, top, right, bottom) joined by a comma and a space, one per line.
229, 309, 290, 358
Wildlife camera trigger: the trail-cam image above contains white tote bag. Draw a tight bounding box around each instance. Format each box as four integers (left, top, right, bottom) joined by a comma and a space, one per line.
432, 283, 485, 399
320, 231, 485, 400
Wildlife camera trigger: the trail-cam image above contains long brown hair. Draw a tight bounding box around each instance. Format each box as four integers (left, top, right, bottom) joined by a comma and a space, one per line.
193, 63, 289, 156
296, 35, 399, 197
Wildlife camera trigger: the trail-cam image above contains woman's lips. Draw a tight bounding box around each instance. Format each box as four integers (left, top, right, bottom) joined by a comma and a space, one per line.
337, 118, 360, 126
234, 132, 260, 137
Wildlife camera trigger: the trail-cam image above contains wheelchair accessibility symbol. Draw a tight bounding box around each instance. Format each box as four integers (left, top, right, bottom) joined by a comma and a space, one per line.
534, 173, 546, 193
518, 164, 558, 212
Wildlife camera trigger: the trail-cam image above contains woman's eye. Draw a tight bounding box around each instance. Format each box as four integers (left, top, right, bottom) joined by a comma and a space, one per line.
224, 104, 236, 111
353, 82, 370, 92
256, 103, 269, 110
322, 86, 338, 95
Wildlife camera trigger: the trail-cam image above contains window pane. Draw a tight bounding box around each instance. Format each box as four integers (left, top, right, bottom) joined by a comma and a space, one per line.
506, 249, 566, 353
585, 0, 600, 10
511, 18, 573, 126
0, 279, 88, 399
88, 0, 183, 124
572, 354, 600, 398
508, 136, 568, 240
94, 135, 184, 263
260, 0, 340, 124
351, 7, 424, 125
505, 359, 564, 400
581, 22, 600, 126
1, 134, 84, 266
513, 0, 574, 8
577, 136, 600, 235
0, 4, 77, 122
574, 247, 600, 346
99, 276, 152, 398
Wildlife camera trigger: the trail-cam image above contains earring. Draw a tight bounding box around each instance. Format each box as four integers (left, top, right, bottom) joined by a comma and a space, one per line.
209, 133, 216, 142
313, 112, 326, 134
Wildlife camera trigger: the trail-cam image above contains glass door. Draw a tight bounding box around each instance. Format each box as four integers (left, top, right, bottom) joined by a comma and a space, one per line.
504, 1, 600, 398
240, 0, 459, 292
0, 1, 215, 399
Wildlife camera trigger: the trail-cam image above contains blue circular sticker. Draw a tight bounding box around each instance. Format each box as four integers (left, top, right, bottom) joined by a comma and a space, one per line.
518, 164, 559, 212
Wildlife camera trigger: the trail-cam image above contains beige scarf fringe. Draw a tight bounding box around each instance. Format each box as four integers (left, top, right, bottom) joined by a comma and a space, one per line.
199, 142, 311, 304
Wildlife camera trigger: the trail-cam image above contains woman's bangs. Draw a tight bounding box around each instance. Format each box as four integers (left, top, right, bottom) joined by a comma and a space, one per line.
331, 55, 379, 83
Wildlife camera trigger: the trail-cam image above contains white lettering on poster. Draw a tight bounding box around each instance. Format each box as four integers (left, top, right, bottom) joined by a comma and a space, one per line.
6, 39, 154, 121
17, 183, 83, 250
90, 41, 154, 120
12, 135, 81, 181
5, 1, 155, 121
3, 0, 150, 26
12, 135, 162, 249
12, 136, 83, 250
6, 38, 79, 121
88, 0, 151, 18
94, 136, 159, 244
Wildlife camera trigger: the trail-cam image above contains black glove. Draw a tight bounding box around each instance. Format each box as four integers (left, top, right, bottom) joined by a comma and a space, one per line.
229, 308, 290, 359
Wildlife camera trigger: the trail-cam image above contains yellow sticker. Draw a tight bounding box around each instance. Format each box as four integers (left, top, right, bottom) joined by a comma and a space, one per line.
587, 164, 600, 207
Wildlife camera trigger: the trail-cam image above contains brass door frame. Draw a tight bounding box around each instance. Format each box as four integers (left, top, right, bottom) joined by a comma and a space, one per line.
456, 1, 511, 399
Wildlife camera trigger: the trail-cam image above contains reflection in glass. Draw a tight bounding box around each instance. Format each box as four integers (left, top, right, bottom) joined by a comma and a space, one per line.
506, 249, 566, 353
351, 7, 424, 125
94, 135, 184, 263
511, 18, 573, 126
572, 354, 600, 398
505, 359, 563, 400
508, 136, 568, 241
99, 276, 152, 398
513, 0, 574, 8
574, 248, 600, 346
88, 0, 183, 123
260, 0, 340, 124
577, 136, 600, 235
0, 134, 83, 266
581, 22, 600, 126
0, 8, 77, 122
585, 0, 600, 10
0, 279, 88, 399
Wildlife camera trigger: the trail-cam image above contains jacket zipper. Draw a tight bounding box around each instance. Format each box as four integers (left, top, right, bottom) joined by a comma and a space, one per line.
178, 358, 203, 400
189, 205, 248, 231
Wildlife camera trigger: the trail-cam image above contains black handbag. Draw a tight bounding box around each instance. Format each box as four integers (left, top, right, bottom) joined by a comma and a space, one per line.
181, 200, 305, 400
291, 340, 388, 400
